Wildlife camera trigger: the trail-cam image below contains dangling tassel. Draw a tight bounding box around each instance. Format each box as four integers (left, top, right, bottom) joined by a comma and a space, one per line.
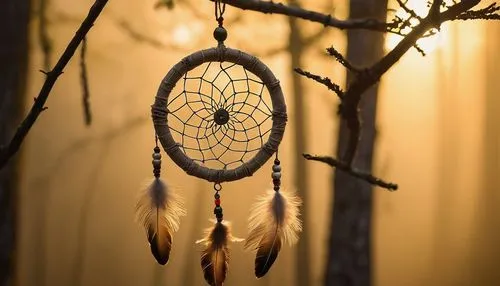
244, 157, 302, 278
136, 145, 186, 265
197, 185, 240, 286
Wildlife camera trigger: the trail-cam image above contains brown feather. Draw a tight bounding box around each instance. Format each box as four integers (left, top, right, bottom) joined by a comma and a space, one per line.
197, 221, 241, 286
136, 178, 186, 265
254, 227, 282, 278
245, 190, 302, 278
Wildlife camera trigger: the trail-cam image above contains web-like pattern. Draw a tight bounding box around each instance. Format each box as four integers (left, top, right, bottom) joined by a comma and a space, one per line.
166, 61, 273, 170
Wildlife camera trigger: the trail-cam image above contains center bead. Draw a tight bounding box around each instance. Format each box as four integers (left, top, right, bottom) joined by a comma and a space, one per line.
214, 108, 230, 125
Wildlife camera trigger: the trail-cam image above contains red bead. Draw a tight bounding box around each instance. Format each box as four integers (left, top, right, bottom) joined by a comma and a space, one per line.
215, 199, 221, 206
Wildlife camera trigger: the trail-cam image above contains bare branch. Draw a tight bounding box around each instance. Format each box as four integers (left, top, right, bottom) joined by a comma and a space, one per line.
294, 68, 344, 99
396, 0, 422, 20
80, 37, 92, 126
326, 46, 361, 73
454, 2, 500, 20
38, 0, 52, 70
115, 19, 167, 49
413, 43, 426, 56
213, 0, 393, 31
303, 154, 398, 191
0, 0, 109, 170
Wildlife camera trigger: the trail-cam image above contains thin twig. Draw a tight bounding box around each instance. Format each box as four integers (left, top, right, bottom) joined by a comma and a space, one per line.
294, 68, 344, 99
213, 0, 394, 31
38, 0, 52, 70
326, 46, 361, 73
396, 0, 422, 20
303, 154, 398, 191
80, 37, 92, 126
0, 0, 109, 170
454, 2, 500, 20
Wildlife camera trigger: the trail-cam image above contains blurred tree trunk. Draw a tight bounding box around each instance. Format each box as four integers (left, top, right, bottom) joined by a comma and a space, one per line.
288, 1, 310, 285
325, 1, 387, 286
0, 1, 31, 285
474, 23, 500, 285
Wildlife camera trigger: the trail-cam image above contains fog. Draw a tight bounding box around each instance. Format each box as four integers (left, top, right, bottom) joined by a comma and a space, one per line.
14, 0, 500, 285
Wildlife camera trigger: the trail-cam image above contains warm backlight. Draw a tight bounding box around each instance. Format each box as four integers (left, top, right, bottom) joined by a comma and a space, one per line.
386, 1, 448, 53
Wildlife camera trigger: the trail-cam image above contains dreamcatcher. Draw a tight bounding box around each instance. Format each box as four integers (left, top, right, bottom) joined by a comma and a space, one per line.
136, 2, 302, 284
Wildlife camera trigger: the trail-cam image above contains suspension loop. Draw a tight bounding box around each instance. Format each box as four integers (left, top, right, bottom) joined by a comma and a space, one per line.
214, 0, 226, 25
214, 183, 222, 192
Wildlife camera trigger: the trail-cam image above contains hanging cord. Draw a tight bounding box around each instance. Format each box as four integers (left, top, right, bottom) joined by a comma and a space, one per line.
272, 151, 281, 192
214, 0, 226, 26
153, 134, 161, 179
213, 1, 228, 49
213, 183, 223, 222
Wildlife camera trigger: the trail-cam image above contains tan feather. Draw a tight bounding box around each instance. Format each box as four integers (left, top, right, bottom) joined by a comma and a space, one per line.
136, 178, 186, 265
245, 190, 302, 278
197, 221, 241, 286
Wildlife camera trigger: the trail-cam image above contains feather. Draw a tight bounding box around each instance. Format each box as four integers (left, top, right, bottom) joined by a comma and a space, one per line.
197, 221, 241, 286
244, 190, 302, 278
136, 178, 186, 265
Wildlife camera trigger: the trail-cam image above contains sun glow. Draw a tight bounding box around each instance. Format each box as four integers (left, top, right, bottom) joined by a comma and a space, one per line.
386, 1, 449, 53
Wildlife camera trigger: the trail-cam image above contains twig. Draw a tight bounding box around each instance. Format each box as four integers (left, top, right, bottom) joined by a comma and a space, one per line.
0, 0, 109, 170
80, 37, 92, 126
326, 46, 361, 73
294, 68, 344, 99
38, 0, 52, 70
413, 43, 426, 56
303, 154, 398, 191
454, 2, 500, 20
213, 0, 394, 31
115, 19, 167, 49
396, 0, 422, 20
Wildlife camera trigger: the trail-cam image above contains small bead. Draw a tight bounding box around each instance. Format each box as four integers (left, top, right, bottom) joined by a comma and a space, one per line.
274, 159, 280, 165
272, 172, 282, 180
216, 212, 223, 219
213, 26, 228, 42
214, 206, 223, 213
272, 165, 282, 172
217, 217, 223, 223
214, 193, 220, 199
274, 185, 280, 191
273, 179, 281, 186
215, 199, 221, 206
152, 153, 161, 160
154, 146, 161, 153
152, 159, 161, 168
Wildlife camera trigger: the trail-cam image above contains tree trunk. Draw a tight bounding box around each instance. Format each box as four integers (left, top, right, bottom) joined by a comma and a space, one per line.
0, 1, 31, 285
287, 1, 311, 285
325, 1, 387, 286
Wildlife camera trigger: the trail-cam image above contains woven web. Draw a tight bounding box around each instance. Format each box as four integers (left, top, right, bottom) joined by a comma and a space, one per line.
167, 61, 273, 170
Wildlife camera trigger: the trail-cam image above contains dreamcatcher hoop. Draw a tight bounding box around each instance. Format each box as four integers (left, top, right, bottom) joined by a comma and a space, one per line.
139, 4, 300, 281
152, 46, 287, 183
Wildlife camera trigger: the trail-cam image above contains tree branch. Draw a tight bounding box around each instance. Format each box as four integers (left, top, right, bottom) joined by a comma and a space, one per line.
213, 0, 394, 31
38, 0, 52, 70
336, 0, 483, 167
294, 0, 491, 186
326, 46, 361, 73
303, 154, 398, 191
294, 68, 344, 99
80, 37, 92, 126
0, 0, 109, 170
